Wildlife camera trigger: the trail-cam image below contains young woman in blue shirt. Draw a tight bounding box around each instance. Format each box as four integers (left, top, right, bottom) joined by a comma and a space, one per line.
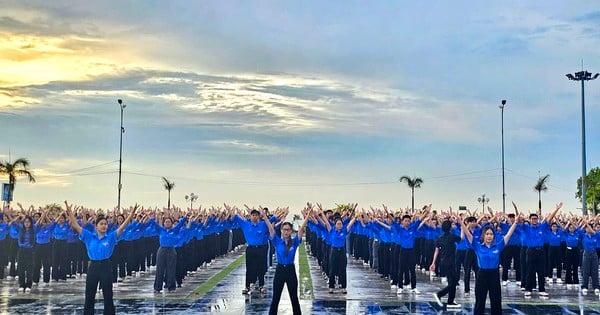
459, 202, 519, 315
65, 201, 138, 315
10, 214, 37, 292
264, 208, 309, 315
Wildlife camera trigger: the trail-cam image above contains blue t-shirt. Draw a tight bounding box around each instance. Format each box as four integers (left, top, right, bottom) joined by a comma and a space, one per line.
272, 234, 301, 265
329, 228, 348, 248
79, 229, 117, 260
234, 215, 269, 246
582, 232, 600, 251
471, 238, 506, 269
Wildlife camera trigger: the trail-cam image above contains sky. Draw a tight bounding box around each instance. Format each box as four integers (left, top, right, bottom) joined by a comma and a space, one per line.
1, 1, 599, 214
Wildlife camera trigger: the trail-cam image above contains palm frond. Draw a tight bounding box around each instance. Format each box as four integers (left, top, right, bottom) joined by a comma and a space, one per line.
534, 174, 550, 192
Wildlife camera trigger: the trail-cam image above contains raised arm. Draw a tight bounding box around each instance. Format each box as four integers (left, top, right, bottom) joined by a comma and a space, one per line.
504, 202, 519, 245
263, 208, 275, 237
458, 217, 473, 244
346, 214, 358, 232
64, 201, 83, 235
297, 213, 309, 239
543, 202, 563, 224
116, 204, 139, 238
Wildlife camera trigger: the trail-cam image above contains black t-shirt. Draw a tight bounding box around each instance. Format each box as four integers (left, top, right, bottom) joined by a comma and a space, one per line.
435, 232, 461, 265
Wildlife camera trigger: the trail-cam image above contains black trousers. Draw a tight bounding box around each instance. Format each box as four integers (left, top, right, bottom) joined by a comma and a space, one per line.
84, 259, 114, 315
67, 241, 78, 276
269, 264, 301, 315
455, 249, 466, 279
33, 242, 52, 283
154, 246, 176, 291
378, 242, 391, 277
52, 239, 68, 281
525, 247, 546, 292
475, 269, 502, 315
564, 247, 580, 284
519, 246, 528, 287
112, 242, 126, 281
390, 244, 400, 285
0, 238, 8, 279
547, 245, 562, 278
8, 238, 18, 277
246, 245, 268, 288
328, 247, 347, 288
17, 247, 34, 289
437, 261, 458, 304
501, 245, 520, 281
400, 248, 417, 289
464, 249, 479, 293
77, 241, 88, 274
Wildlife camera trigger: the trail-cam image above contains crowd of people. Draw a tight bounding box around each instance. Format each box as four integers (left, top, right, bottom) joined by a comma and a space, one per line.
2, 200, 600, 315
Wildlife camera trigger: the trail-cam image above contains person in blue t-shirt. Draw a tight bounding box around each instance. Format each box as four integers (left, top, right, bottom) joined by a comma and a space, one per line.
580, 222, 600, 294
264, 208, 308, 315
459, 202, 519, 315
65, 201, 137, 315
10, 214, 37, 292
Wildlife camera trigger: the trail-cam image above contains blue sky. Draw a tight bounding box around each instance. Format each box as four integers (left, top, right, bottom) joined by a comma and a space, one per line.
1, 1, 599, 213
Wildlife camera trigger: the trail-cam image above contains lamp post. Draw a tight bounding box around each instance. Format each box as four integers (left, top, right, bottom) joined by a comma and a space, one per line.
478, 194, 489, 212
566, 70, 599, 215
185, 193, 198, 209
500, 100, 507, 213
117, 99, 126, 212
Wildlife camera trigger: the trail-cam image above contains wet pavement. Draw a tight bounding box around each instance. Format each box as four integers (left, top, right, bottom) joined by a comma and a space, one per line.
3, 243, 600, 314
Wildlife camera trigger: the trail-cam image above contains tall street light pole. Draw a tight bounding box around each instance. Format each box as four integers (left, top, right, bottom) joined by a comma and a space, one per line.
478, 194, 489, 213
500, 100, 507, 213
566, 70, 599, 215
117, 99, 126, 212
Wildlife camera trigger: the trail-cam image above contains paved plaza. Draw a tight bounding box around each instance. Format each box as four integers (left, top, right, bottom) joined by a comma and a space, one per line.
2, 244, 600, 314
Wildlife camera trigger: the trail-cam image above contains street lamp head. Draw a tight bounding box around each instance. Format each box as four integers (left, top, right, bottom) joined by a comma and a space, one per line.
501, 100, 506, 105
117, 99, 122, 105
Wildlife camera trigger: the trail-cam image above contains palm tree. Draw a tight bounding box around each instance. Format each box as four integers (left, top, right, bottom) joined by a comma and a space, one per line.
162, 177, 175, 210
534, 174, 550, 212
399, 175, 423, 213
0, 158, 35, 205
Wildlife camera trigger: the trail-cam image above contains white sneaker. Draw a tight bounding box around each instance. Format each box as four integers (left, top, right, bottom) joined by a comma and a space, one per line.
595, 289, 600, 295
391, 285, 398, 289
447, 302, 461, 308
556, 278, 563, 284
32, 282, 39, 286
25, 288, 31, 293
582, 288, 588, 295
516, 281, 521, 286
502, 281, 508, 286
464, 292, 470, 297
545, 277, 551, 283
524, 291, 532, 297
432, 293, 443, 307
441, 277, 447, 284
425, 271, 430, 276
411, 288, 420, 294
396, 288, 403, 294
539, 292, 549, 297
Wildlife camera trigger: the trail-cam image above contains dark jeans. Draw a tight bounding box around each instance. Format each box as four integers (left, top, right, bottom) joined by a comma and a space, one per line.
18, 247, 34, 289
84, 259, 114, 315
547, 245, 562, 278
52, 239, 68, 281
565, 247, 580, 284
475, 269, 502, 315
154, 246, 176, 292
400, 248, 417, 289
269, 264, 301, 315
581, 250, 599, 290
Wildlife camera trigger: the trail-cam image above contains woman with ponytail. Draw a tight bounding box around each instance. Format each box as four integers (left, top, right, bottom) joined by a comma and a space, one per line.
11, 214, 36, 292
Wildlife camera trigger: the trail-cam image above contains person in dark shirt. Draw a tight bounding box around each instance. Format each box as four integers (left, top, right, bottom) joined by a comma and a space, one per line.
430, 219, 462, 308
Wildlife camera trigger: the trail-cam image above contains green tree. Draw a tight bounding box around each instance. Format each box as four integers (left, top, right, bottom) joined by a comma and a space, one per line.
399, 176, 423, 213
577, 167, 600, 214
0, 158, 35, 204
162, 177, 175, 210
534, 174, 550, 212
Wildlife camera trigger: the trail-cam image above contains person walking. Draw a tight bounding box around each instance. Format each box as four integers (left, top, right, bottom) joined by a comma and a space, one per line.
430, 219, 463, 309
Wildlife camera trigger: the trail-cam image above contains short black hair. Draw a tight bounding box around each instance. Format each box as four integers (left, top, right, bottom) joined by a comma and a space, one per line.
250, 209, 260, 216
466, 216, 477, 223
95, 215, 108, 225
529, 213, 538, 219
402, 214, 411, 221
507, 214, 515, 218
441, 220, 452, 233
